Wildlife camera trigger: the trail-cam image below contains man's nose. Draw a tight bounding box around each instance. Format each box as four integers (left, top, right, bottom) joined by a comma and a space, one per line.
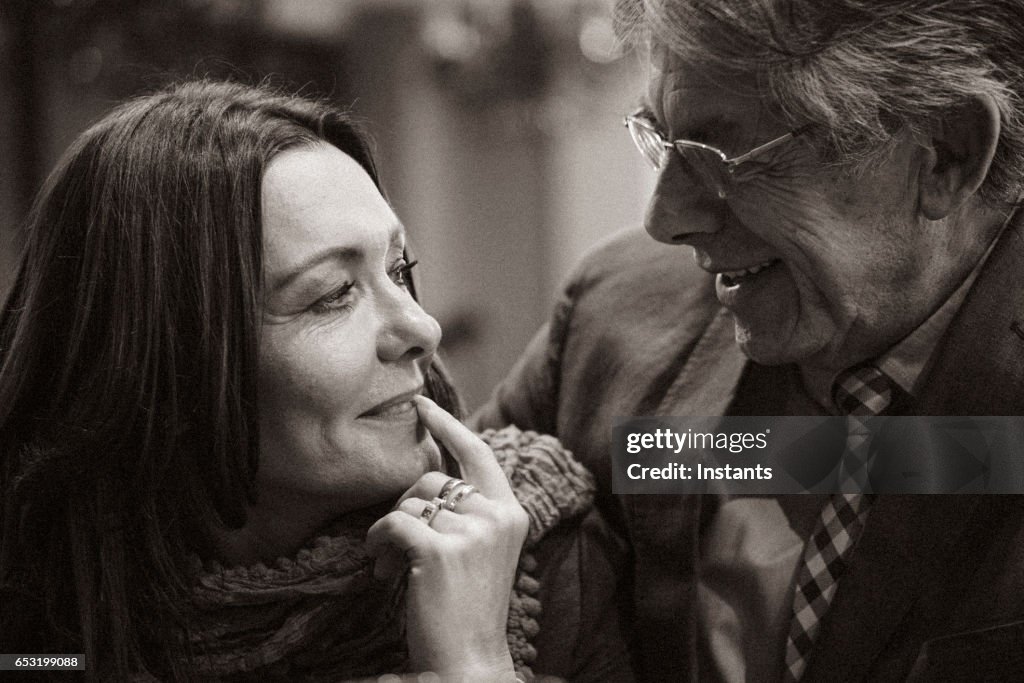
644, 154, 727, 244
377, 290, 442, 363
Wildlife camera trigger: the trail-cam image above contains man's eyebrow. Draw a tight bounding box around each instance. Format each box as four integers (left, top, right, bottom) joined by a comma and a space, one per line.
270, 223, 405, 294
634, 100, 657, 122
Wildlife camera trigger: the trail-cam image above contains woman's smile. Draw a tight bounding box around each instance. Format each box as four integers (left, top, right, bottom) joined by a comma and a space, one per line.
358, 387, 424, 421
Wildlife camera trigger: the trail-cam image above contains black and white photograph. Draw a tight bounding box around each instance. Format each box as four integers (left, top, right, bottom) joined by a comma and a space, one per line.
2, 1, 1024, 681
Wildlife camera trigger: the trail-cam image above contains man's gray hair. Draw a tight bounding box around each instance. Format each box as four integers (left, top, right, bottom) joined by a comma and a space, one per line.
615, 0, 1024, 203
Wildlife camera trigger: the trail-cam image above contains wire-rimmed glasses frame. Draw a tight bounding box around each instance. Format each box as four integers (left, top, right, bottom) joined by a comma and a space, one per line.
624, 113, 813, 199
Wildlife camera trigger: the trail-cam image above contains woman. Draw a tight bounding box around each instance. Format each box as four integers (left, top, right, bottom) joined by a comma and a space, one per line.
0, 81, 630, 681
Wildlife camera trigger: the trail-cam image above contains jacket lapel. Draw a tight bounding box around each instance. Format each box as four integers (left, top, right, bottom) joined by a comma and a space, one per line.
801, 496, 982, 682
655, 306, 749, 418
634, 308, 748, 680
625, 306, 749, 681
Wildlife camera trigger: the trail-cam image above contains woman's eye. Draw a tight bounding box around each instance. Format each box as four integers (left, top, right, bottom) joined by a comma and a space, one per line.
310, 282, 354, 314
390, 259, 418, 288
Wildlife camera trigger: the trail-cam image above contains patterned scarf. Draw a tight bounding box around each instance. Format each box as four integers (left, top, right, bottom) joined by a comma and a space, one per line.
182, 426, 595, 681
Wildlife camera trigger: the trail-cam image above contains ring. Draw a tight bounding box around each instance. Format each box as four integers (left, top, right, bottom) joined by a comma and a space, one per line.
442, 484, 478, 512
437, 477, 465, 500
419, 499, 442, 526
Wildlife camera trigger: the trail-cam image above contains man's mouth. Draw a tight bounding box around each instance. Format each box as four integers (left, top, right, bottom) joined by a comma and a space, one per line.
718, 259, 780, 287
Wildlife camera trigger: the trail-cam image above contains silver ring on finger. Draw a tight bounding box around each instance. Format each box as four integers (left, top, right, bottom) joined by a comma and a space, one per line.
437, 477, 465, 501
419, 498, 443, 526
442, 484, 478, 512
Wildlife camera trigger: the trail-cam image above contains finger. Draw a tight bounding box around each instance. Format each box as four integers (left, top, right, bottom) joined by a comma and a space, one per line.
366, 509, 423, 581
367, 508, 438, 557
394, 471, 455, 507
414, 395, 511, 499
368, 501, 444, 582
437, 483, 487, 515
395, 496, 446, 526
370, 544, 405, 582
426, 507, 475, 534
395, 496, 478, 536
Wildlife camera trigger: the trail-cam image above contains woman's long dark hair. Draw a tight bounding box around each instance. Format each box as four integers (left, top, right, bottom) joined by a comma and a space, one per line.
0, 80, 459, 680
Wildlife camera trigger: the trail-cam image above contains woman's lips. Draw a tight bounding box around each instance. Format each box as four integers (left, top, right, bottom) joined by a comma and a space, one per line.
359, 387, 423, 420
362, 400, 417, 419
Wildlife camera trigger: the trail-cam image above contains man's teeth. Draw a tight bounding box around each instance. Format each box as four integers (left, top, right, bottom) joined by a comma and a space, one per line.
721, 260, 776, 283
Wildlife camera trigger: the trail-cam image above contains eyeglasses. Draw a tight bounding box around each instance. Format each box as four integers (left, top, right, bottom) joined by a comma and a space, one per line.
624, 113, 813, 199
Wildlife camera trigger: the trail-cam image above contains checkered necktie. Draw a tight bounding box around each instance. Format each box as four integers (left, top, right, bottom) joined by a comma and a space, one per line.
783, 365, 895, 682
834, 366, 894, 492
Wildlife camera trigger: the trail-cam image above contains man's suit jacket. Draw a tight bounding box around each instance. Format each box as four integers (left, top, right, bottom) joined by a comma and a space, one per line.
473, 223, 1024, 681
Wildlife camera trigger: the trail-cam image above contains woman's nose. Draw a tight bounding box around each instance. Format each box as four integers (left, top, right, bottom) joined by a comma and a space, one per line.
377, 288, 442, 363
644, 155, 727, 244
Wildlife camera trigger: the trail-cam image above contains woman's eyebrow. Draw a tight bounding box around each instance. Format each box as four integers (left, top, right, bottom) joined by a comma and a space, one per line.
271, 223, 406, 294
270, 246, 363, 294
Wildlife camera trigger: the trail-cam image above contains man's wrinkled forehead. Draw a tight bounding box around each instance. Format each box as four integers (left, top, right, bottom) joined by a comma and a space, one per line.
643, 46, 767, 138
646, 42, 762, 97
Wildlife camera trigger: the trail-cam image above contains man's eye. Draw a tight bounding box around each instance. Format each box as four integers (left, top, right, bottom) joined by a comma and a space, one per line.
310, 282, 354, 314
390, 259, 418, 288
640, 114, 667, 138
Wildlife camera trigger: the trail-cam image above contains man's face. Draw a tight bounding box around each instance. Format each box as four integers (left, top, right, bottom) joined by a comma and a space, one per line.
642, 50, 980, 372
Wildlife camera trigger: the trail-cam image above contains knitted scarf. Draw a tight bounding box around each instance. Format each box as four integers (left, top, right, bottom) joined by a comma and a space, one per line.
182, 426, 595, 681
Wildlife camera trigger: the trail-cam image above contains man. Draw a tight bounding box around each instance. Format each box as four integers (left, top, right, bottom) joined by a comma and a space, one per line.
473, 1, 1024, 681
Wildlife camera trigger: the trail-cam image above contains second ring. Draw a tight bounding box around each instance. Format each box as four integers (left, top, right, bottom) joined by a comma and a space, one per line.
442, 483, 478, 512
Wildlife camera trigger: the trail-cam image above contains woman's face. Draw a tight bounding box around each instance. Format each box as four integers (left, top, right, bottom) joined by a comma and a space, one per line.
257, 142, 443, 524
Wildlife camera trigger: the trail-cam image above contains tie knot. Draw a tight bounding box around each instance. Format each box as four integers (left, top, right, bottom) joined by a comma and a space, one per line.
833, 364, 895, 416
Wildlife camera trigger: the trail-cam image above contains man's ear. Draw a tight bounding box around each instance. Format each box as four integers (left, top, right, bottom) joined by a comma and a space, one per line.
918, 94, 1000, 220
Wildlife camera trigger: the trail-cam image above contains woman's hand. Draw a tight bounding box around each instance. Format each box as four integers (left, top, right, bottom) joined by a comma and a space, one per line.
366, 395, 530, 681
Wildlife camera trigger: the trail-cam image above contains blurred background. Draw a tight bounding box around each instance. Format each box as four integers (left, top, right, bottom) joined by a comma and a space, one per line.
0, 0, 653, 410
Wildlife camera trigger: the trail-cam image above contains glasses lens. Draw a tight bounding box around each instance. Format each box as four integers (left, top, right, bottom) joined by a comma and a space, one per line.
627, 118, 667, 169
675, 144, 729, 199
